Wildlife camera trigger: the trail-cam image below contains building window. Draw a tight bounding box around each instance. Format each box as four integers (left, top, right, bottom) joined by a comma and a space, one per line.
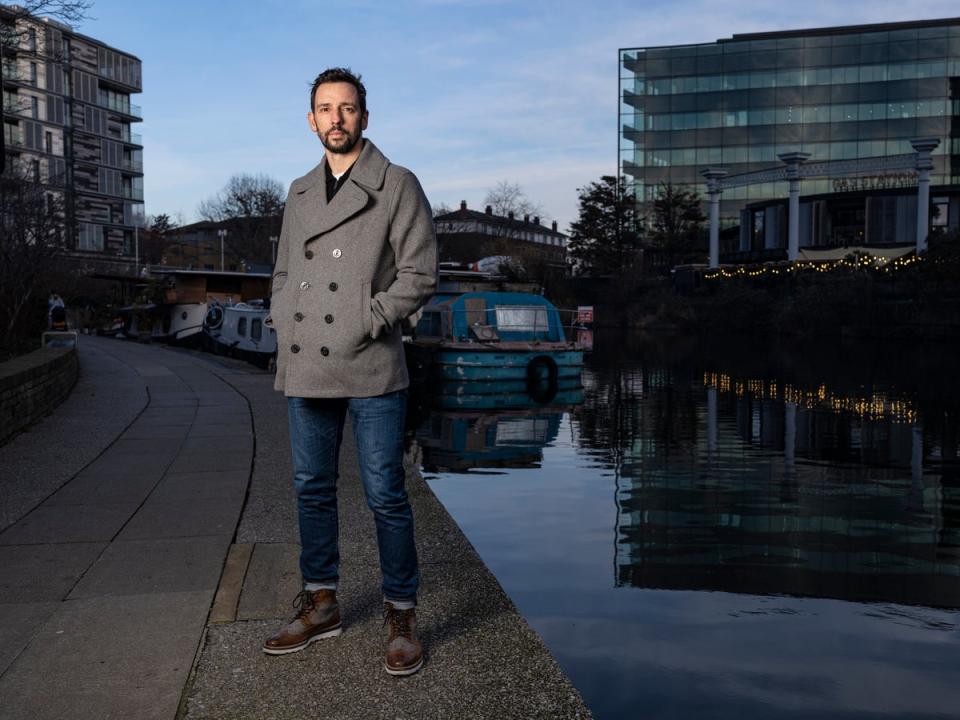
237, 317, 247, 337
28, 28, 37, 52
932, 197, 949, 227
78, 222, 104, 251
29, 63, 37, 86
45, 131, 52, 154
31, 96, 38, 119
31, 159, 40, 181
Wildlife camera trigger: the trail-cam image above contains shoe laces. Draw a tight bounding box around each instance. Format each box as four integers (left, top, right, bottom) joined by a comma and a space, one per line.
292, 590, 317, 620
384, 605, 413, 639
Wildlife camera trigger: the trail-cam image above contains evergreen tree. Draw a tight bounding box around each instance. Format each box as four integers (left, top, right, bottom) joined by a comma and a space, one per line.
567, 176, 639, 277
647, 182, 706, 269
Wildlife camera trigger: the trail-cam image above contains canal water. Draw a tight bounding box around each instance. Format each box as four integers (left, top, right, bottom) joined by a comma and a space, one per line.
410, 332, 960, 720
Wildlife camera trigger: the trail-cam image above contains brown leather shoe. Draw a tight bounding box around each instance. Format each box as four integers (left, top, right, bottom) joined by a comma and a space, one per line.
262, 589, 341, 655
383, 602, 423, 676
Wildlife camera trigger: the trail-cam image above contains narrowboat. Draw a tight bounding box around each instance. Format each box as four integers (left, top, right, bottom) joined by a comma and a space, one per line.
406, 286, 585, 395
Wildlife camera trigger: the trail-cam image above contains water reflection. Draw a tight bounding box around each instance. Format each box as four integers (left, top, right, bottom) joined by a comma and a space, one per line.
409, 379, 583, 472
613, 364, 960, 608
415, 333, 960, 719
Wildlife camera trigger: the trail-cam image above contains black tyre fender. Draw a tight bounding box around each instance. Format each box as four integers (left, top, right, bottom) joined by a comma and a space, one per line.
526, 355, 559, 403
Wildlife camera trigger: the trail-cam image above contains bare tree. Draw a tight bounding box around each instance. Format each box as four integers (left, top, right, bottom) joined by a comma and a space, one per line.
0, 166, 66, 351
198, 173, 286, 266
481, 181, 557, 285
483, 181, 543, 221
431, 202, 453, 218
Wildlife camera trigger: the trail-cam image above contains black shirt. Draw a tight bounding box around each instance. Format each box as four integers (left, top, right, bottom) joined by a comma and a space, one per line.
325, 160, 355, 203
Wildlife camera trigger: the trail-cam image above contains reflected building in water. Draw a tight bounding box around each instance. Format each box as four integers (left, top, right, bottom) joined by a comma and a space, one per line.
589, 366, 960, 608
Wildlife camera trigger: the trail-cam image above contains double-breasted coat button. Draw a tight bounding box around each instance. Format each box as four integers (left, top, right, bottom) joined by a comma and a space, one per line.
329, 282, 338, 291
305, 250, 314, 259
320, 346, 329, 356
324, 314, 333, 324
291, 344, 301, 353
332, 248, 342, 259
300, 281, 310, 290
294, 312, 304, 322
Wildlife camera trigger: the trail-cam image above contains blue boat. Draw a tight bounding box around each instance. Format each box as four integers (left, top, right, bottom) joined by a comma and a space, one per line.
406, 284, 586, 396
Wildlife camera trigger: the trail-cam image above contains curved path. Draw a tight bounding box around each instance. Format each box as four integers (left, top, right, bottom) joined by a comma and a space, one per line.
0, 336, 590, 720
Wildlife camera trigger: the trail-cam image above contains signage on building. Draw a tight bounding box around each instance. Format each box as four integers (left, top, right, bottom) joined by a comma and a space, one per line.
577, 306, 594, 324
832, 172, 918, 193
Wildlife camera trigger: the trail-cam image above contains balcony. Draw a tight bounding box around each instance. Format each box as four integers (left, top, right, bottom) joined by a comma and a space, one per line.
121, 131, 142, 146
121, 159, 143, 172
123, 187, 144, 201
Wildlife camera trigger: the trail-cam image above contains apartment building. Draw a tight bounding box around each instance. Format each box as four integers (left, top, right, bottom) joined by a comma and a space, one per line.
1, 6, 143, 269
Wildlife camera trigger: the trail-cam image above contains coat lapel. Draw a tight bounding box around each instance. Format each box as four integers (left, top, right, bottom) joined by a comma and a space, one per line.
293, 141, 391, 246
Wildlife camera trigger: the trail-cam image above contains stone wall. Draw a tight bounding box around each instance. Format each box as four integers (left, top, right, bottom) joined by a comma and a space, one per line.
0, 347, 79, 446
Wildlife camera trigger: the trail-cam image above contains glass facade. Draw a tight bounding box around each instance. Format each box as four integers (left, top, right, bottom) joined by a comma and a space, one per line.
619, 20, 960, 242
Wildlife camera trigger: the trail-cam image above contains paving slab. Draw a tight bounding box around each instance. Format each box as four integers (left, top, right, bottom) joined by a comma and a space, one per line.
0, 591, 212, 720
235, 543, 302, 621
0, 543, 106, 602
0, 502, 140, 545
0, 602, 59, 676
42, 469, 160, 506
68, 536, 233, 599
149, 470, 249, 504
117, 496, 245, 541
167, 448, 252, 474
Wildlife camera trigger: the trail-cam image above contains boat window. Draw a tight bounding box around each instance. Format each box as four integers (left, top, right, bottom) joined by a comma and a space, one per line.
251, 319, 262, 340
237, 317, 247, 337
495, 306, 549, 333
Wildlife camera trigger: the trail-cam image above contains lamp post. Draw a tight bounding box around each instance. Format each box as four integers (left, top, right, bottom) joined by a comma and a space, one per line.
217, 228, 227, 271
269, 235, 278, 265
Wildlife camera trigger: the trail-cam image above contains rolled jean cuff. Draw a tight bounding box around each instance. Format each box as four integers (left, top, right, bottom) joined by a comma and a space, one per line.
305, 581, 338, 592
385, 597, 416, 610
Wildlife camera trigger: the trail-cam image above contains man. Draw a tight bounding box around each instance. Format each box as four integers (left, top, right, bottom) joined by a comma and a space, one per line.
262, 68, 437, 677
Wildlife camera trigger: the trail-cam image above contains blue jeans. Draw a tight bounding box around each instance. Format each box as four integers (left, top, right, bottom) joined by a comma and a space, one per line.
287, 390, 418, 603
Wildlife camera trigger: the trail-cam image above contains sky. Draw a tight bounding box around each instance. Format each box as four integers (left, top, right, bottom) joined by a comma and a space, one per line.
73, 0, 960, 231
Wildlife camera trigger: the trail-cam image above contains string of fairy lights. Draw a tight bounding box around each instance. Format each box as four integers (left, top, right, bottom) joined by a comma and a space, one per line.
704, 252, 924, 280
702, 372, 918, 424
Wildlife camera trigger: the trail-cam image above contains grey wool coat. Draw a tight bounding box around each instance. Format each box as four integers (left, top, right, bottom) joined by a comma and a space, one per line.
269, 140, 437, 398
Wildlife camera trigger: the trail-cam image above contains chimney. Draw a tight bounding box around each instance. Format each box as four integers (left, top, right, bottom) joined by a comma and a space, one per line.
524, 214, 530, 224
460, 200, 467, 211
508, 211, 515, 220
485, 205, 492, 215
551, 221, 557, 232
534, 216, 540, 225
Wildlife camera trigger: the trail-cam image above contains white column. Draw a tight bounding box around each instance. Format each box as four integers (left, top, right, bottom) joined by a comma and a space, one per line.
787, 178, 801, 261
911, 138, 940, 255
777, 152, 811, 263
707, 386, 718, 458
784, 401, 796, 475
700, 168, 728, 270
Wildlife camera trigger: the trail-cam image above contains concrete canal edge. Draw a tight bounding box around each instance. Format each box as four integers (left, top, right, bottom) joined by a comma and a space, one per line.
182, 423, 594, 719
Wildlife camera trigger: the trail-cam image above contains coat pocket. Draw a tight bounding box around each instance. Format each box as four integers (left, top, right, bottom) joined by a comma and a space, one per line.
361, 282, 372, 338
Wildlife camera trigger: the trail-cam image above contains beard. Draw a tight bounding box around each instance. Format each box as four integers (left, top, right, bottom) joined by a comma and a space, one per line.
319, 126, 361, 154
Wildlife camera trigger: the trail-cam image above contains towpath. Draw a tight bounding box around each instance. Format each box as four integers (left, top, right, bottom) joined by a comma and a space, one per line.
0, 336, 591, 719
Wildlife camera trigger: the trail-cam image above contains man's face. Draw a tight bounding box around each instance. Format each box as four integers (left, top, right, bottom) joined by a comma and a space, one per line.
307, 81, 368, 154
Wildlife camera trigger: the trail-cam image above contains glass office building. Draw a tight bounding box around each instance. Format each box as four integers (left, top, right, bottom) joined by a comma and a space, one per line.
619, 18, 960, 259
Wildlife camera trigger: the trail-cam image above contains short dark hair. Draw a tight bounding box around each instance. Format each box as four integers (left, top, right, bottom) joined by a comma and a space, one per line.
309, 67, 367, 114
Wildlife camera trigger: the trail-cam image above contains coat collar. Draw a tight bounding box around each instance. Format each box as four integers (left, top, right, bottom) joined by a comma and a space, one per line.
291, 140, 390, 240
